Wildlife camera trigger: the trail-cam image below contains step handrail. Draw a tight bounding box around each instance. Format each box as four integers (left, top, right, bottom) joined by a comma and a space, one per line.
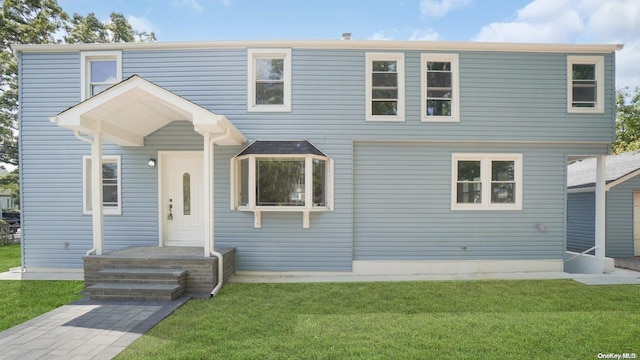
565, 246, 599, 263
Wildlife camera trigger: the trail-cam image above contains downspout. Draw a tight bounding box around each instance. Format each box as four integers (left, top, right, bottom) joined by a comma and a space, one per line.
208, 128, 231, 297
74, 131, 98, 256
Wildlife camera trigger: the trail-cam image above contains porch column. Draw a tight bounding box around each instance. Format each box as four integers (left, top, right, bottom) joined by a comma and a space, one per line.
90, 125, 104, 255
203, 132, 212, 257
594, 155, 606, 273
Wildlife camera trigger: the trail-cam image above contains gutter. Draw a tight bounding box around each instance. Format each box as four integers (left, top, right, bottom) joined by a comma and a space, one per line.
208, 128, 231, 297
73, 130, 98, 256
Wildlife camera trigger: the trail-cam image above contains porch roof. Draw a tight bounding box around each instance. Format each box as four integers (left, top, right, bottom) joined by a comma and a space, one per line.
49, 75, 246, 146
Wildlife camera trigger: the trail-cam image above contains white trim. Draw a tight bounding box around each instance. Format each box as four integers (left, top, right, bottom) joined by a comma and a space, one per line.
82, 155, 121, 216
247, 48, 292, 112
567, 186, 596, 194
421, 53, 459, 122
13, 41, 624, 54
451, 153, 523, 211
365, 52, 405, 121
567, 55, 604, 114
352, 259, 563, 275
80, 51, 122, 101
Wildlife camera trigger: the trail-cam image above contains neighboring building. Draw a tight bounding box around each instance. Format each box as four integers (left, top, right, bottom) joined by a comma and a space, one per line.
12, 39, 622, 278
0, 166, 17, 210
567, 151, 640, 257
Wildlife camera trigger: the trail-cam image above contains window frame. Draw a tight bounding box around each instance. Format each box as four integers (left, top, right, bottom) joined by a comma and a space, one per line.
567, 55, 604, 114
82, 155, 122, 215
247, 48, 292, 112
230, 153, 334, 228
421, 53, 460, 122
451, 153, 523, 211
80, 51, 122, 101
365, 52, 405, 122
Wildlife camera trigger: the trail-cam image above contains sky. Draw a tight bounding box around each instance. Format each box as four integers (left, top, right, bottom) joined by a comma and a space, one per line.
54, 0, 639, 90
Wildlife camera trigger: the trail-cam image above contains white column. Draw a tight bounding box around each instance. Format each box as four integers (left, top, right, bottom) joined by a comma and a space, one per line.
203, 132, 212, 257
594, 155, 606, 273
90, 126, 104, 255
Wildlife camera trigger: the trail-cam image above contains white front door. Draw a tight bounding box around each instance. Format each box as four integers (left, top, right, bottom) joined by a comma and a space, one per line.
162, 152, 204, 247
634, 191, 640, 256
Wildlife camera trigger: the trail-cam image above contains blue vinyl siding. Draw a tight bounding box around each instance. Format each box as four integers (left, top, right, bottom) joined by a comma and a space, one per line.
566, 175, 640, 258
18, 45, 616, 271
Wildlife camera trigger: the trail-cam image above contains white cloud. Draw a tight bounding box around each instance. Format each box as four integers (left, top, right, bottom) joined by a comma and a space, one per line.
172, 0, 204, 12
420, 0, 472, 17
221, 0, 231, 6
369, 31, 394, 40
409, 29, 441, 41
472, 0, 640, 89
127, 15, 158, 35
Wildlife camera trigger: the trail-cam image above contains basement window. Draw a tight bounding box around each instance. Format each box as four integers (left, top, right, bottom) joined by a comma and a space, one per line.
231, 141, 334, 228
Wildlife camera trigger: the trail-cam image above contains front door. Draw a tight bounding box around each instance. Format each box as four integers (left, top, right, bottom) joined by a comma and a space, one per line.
162, 152, 204, 247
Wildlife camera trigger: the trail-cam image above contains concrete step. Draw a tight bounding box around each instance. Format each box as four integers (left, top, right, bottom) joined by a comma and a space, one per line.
97, 268, 187, 284
87, 282, 185, 301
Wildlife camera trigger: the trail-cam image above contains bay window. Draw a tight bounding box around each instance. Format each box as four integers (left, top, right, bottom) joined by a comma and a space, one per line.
231, 141, 333, 228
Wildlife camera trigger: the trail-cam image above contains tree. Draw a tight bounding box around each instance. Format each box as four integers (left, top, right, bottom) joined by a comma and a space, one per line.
612, 87, 640, 154
0, 0, 155, 203
0, 0, 68, 166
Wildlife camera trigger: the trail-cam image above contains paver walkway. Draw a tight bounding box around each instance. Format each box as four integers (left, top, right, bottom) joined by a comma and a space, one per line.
0, 296, 190, 360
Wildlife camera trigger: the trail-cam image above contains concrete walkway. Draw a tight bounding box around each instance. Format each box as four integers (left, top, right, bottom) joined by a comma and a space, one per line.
0, 296, 190, 360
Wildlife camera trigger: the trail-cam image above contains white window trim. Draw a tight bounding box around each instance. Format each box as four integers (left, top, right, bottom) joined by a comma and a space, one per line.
230, 153, 334, 228
421, 53, 460, 122
247, 48, 292, 112
80, 51, 122, 101
567, 55, 604, 114
451, 153, 523, 211
82, 155, 122, 215
365, 52, 405, 122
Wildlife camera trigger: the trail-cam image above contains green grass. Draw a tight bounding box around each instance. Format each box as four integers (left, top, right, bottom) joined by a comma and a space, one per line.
119, 280, 640, 359
0, 243, 21, 272
0, 244, 84, 332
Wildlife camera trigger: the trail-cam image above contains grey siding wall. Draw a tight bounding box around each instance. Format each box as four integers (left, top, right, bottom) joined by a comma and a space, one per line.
19, 45, 615, 271
605, 177, 640, 257
566, 175, 640, 258
566, 192, 595, 254
354, 142, 590, 261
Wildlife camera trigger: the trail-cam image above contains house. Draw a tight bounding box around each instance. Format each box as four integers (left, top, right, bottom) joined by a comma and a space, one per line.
0, 166, 17, 210
11, 39, 622, 293
568, 151, 640, 258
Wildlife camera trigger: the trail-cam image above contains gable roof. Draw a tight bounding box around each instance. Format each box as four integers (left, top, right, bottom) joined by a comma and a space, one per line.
567, 151, 640, 190
50, 75, 245, 146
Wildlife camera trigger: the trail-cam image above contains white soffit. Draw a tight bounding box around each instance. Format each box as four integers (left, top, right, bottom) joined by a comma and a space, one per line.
50, 75, 246, 147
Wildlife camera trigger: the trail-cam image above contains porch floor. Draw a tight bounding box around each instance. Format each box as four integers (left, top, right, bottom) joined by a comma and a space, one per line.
102, 246, 233, 259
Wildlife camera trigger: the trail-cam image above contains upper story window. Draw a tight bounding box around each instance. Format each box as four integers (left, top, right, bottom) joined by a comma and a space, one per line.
83, 155, 122, 215
247, 49, 292, 112
421, 53, 459, 122
451, 153, 522, 211
80, 51, 122, 101
365, 53, 405, 121
567, 56, 604, 113
231, 141, 334, 228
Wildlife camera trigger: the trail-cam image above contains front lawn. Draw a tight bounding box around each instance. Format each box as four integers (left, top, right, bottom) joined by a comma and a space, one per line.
0, 243, 21, 272
119, 280, 640, 359
0, 244, 84, 332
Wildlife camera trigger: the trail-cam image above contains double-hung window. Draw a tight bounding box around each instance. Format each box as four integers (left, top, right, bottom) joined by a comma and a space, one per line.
81, 51, 122, 100
567, 56, 604, 113
231, 141, 334, 228
247, 49, 292, 112
452, 154, 522, 210
83, 155, 122, 215
421, 53, 459, 122
366, 53, 404, 121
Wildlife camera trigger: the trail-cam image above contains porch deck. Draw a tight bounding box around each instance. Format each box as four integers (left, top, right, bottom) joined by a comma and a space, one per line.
83, 246, 235, 299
